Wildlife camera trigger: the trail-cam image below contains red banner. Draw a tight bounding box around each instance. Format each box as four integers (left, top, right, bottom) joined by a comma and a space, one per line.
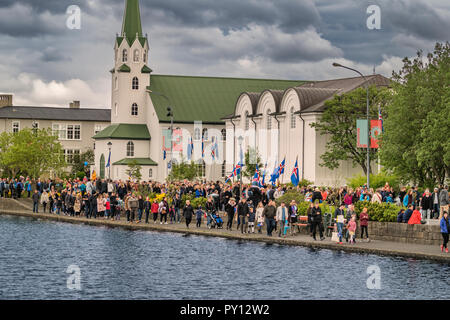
370, 120, 382, 149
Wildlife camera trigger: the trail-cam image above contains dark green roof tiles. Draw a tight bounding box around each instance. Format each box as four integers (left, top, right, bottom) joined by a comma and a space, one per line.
113, 158, 157, 166
121, 0, 143, 44
93, 124, 150, 140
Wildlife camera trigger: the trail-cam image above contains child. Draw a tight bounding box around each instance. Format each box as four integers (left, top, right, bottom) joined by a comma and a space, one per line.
247, 206, 256, 234
196, 205, 204, 228
347, 216, 357, 244
169, 204, 176, 224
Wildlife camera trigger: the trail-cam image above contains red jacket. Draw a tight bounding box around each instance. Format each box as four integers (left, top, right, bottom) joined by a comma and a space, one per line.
408, 210, 422, 225
151, 203, 159, 213
359, 212, 369, 226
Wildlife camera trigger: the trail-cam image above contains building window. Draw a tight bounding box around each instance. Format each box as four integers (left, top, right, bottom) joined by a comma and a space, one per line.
52, 124, 81, 140
197, 160, 206, 178
122, 49, 128, 62
131, 103, 138, 116
12, 121, 20, 133
132, 77, 139, 90
149, 168, 153, 178
127, 141, 134, 157
115, 103, 118, 116
222, 161, 226, 178
31, 121, 39, 131
202, 128, 208, 141
245, 111, 250, 130
64, 149, 80, 164
143, 50, 147, 62
221, 129, 226, 141
115, 77, 118, 90
290, 107, 296, 129
134, 49, 139, 62
266, 109, 272, 130
94, 124, 106, 135
194, 128, 201, 141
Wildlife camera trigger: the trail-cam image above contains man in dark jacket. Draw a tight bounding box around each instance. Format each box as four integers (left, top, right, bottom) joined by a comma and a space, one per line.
403, 205, 414, 223
225, 198, 236, 230
262, 201, 277, 236
183, 200, 194, 228
237, 198, 249, 234
32, 190, 40, 213
311, 202, 324, 241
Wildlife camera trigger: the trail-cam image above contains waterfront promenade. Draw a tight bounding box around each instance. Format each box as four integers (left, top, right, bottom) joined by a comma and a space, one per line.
1, 198, 449, 263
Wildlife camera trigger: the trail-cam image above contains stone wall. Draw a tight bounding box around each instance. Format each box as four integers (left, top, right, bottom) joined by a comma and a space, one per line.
367, 221, 442, 246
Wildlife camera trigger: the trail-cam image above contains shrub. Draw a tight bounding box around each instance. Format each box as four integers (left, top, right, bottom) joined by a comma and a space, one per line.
354, 201, 400, 222
347, 172, 401, 191
275, 190, 305, 206
191, 197, 208, 209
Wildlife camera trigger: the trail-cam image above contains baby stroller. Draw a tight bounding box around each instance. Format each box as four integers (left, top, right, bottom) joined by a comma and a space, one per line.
208, 212, 224, 229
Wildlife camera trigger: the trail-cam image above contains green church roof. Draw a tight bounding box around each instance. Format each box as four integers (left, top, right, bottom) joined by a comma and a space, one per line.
118, 64, 131, 73
148, 75, 306, 124
121, 0, 143, 44
141, 65, 153, 74
113, 158, 158, 166
93, 124, 150, 140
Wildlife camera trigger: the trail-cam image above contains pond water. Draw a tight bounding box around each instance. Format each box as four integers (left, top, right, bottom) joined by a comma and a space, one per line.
0, 215, 449, 300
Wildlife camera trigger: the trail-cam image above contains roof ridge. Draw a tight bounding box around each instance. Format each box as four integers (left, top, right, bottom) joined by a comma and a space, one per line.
151, 74, 307, 82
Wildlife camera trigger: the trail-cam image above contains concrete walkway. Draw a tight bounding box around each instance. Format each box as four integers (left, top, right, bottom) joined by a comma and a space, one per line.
1, 200, 449, 263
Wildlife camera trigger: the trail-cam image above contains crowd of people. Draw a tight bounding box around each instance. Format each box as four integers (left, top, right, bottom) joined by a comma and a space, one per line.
1, 176, 449, 250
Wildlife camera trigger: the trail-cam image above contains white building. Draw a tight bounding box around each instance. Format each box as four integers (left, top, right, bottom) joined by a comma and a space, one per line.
94, 0, 390, 186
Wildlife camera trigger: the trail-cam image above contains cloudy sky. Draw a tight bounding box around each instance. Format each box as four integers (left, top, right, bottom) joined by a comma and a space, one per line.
0, 0, 448, 108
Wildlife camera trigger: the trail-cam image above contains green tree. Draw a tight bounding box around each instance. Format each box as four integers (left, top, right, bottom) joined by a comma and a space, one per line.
243, 147, 262, 179
0, 128, 66, 178
126, 160, 142, 181
380, 42, 450, 186
70, 149, 94, 177
311, 86, 391, 175
167, 159, 200, 181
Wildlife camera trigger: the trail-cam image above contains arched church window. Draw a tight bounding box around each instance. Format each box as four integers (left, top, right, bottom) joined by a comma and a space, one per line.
245, 111, 250, 130
115, 103, 118, 116
197, 160, 206, 178
290, 107, 296, 129
143, 50, 147, 62
127, 141, 134, 157
221, 129, 226, 141
132, 77, 139, 90
194, 128, 201, 141
202, 128, 208, 141
122, 49, 128, 62
131, 103, 138, 116
134, 49, 139, 62
267, 109, 272, 130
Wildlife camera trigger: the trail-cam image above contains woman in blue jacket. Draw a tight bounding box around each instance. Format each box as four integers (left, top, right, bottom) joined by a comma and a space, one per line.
440, 211, 449, 253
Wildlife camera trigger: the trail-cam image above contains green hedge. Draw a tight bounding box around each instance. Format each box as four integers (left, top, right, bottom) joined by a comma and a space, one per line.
354, 201, 399, 222
347, 172, 401, 192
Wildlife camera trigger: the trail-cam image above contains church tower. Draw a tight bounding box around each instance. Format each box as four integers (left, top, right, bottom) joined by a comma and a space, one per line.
111, 0, 152, 125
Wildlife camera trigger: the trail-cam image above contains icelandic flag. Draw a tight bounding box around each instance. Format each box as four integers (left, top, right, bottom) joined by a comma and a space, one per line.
278, 158, 286, 176
187, 137, 193, 161
225, 171, 234, 183
202, 137, 205, 158
211, 136, 219, 160
106, 151, 111, 168
252, 164, 260, 184
270, 163, 279, 186
291, 158, 299, 187
234, 163, 243, 177
261, 162, 268, 185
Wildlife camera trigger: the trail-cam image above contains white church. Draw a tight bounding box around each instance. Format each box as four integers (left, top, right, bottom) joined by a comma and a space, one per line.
93, 0, 390, 186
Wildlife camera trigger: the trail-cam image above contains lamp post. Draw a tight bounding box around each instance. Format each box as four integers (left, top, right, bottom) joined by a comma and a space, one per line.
107, 142, 112, 180
238, 135, 244, 193
332, 62, 370, 189
148, 90, 174, 173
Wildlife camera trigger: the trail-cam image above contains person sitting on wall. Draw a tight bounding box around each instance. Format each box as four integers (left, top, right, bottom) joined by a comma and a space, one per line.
408, 208, 425, 225
397, 209, 405, 223
403, 205, 414, 223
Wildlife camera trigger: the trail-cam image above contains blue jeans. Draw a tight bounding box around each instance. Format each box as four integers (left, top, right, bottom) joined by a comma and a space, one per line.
337, 222, 344, 242
138, 208, 143, 221
266, 218, 276, 236
33, 202, 38, 213
175, 208, 181, 222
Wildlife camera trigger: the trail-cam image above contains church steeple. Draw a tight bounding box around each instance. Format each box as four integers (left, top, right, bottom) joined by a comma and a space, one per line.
121, 0, 143, 43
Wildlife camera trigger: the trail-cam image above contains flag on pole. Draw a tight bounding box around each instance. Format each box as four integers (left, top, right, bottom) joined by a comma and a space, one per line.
163, 149, 167, 160
278, 158, 286, 176
187, 137, 193, 161
201, 137, 205, 158
252, 164, 260, 185
270, 163, 279, 186
261, 162, 268, 186
291, 158, 299, 187
106, 151, 111, 168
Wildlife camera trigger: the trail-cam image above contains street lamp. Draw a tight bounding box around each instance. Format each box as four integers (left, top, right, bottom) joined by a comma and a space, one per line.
107, 142, 112, 180
238, 135, 244, 192
332, 62, 370, 189
148, 90, 174, 173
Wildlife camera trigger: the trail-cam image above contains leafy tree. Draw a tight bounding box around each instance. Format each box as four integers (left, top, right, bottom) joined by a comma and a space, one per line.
311, 86, 391, 175
0, 128, 66, 178
167, 159, 200, 181
243, 147, 263, 179
380, 42, 450, 186
71, 149, 94, 177
126, 160, 142, 181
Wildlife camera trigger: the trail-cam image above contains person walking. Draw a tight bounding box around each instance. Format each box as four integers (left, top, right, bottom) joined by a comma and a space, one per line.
225, 198, 236, 230
247, 205, 256, 234
151, 199, 159, 223
144, 197, 151, 224
440, 211, 449, 253
32, 190, 40, 213
334, 203, 345, 244
262, 200, 277, 236
276, 202, 288, 238
237, 198, 249, 234
359, 207, 370, 242
183, 200, 194, 228
40, 190, 49, 213
439, 186, 449, 220
255, 202, 265, 234
196, 205, 203, 228
311, 201, 325, 241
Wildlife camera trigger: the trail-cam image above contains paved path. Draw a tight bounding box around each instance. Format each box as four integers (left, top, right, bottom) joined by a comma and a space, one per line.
1, 203, 449, 263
